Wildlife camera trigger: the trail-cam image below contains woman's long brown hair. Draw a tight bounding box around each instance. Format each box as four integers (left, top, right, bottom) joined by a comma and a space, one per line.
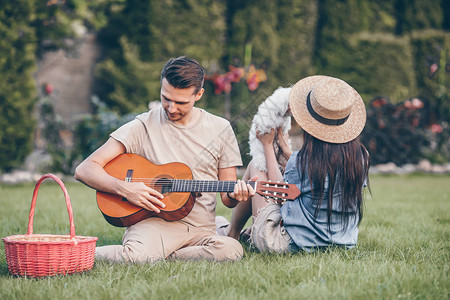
297, 131, 370, 231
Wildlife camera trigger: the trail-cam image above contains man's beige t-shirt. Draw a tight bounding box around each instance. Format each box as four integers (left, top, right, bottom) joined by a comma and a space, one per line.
110, 106, 242, 228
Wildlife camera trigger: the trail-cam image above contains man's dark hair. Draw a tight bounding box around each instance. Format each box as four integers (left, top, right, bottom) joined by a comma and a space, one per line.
161, 56, 205, 94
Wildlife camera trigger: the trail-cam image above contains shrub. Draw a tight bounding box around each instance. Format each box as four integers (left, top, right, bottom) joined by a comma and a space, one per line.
39, 97, 74, 174
72, 96, 136, 163
0, 0, 37, 172
361, 96, 449, 165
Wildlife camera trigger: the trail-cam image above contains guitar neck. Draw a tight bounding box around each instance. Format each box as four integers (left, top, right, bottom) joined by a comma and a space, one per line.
169, 180, 256, 193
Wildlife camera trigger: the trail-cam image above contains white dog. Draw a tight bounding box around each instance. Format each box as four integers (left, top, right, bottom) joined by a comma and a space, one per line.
248, 87, 292, 172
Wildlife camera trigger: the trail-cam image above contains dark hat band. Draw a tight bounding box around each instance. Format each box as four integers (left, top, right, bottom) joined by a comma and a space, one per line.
306, 91, 349, 126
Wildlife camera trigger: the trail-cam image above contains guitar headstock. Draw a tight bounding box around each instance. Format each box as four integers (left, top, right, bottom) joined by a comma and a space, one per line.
255, 181, 300, 204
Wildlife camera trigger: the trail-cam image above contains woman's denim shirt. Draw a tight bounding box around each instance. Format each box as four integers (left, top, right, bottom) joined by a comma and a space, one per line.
280, 152, 360, 252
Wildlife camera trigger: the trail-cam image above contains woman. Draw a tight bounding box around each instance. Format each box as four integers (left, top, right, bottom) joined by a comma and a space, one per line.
233, 75, 370, 253
216, 87, 293, 240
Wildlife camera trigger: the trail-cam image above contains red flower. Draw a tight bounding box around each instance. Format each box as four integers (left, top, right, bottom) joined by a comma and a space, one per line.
213, 74, 232, 94
44, 83, 54, 95
371, 97, 388, 107
245, 65, 267, 91
227, 66, 244, 83
430, 124, 443, 133
428, 63, 438, 78
246, 73, 259, 91
404, 100, 412, 109
206, 64, 266, 94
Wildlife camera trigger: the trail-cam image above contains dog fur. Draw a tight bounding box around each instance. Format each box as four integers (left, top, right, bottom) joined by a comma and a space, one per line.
248, 87, 292, 172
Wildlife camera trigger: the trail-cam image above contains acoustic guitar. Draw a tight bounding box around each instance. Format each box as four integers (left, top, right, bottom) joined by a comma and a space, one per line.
97, 153, 300, 227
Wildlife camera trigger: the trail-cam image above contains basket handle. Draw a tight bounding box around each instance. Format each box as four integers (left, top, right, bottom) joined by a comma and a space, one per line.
27, 174, 76, 239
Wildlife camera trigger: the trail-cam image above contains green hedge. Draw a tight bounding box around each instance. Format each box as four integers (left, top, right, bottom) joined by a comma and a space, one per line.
2, 0, 449, 173
412, 32, 450, 122
0, 1, 37, 172
95, 0, 227, 114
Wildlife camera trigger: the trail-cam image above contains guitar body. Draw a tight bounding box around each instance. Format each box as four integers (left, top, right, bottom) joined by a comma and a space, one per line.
97, 154, 195, 227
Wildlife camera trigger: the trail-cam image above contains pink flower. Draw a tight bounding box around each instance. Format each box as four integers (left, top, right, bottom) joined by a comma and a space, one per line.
430, 124, 443, 133
227, 66, 244, 83
245, 65, 267, 91
206, 64, 266, 94
404, 100, 412, 109
411, 98, 424, 109
430, 63, 438, 75
246, 73, 259, 91
213, 74, 231, 94
44, 83, 53, 95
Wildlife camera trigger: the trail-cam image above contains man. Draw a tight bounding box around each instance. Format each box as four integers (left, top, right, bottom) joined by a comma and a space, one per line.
75, 56, 255, 263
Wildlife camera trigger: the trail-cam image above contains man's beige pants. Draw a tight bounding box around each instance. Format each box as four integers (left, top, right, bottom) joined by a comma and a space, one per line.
96, 217, 243, 263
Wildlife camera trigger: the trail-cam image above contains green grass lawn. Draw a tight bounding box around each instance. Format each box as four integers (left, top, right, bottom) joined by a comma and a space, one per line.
0, 174, 448, 299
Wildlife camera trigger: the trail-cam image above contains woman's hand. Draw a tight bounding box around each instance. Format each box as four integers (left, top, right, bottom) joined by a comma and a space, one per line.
276, 128, 293, 159
256, 128, 276, 146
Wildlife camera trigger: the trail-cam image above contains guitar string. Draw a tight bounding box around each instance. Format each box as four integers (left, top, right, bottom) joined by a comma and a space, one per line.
122, 178, 287, 189
126, 178, 274, 185
128, 179, 245, 191
125, 179, 260, 186
123, 179, 286, 189
118, 179, 290, 198
118, 177, 291, 197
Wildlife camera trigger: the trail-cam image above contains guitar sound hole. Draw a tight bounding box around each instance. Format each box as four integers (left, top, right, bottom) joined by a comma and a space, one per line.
154, 178, 173, 194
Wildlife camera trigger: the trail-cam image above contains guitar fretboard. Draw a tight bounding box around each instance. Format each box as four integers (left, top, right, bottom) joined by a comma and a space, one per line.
165, 180, 257, 193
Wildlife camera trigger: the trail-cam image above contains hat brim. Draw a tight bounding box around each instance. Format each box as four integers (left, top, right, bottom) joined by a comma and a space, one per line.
289, 75, 366, 144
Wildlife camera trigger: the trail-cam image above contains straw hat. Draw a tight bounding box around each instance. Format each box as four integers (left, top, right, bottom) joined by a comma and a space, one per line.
289, 75, 366, 144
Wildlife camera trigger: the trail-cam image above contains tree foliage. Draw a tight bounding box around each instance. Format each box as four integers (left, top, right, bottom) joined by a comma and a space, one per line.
225, 0, 317, 87
95, 0, 227, 114
0, 0, 121, 172
0, 1, 37, 171
95, 37, 162, 113
315, 0, 448, 105
1, 0, 449, 173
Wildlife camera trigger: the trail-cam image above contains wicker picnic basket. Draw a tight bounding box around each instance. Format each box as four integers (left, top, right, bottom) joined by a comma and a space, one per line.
2, 174, 98, 278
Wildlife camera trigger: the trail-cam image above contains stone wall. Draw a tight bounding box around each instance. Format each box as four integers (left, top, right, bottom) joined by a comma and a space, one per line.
35, 33, 100, 149
24, 33, 101, 172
